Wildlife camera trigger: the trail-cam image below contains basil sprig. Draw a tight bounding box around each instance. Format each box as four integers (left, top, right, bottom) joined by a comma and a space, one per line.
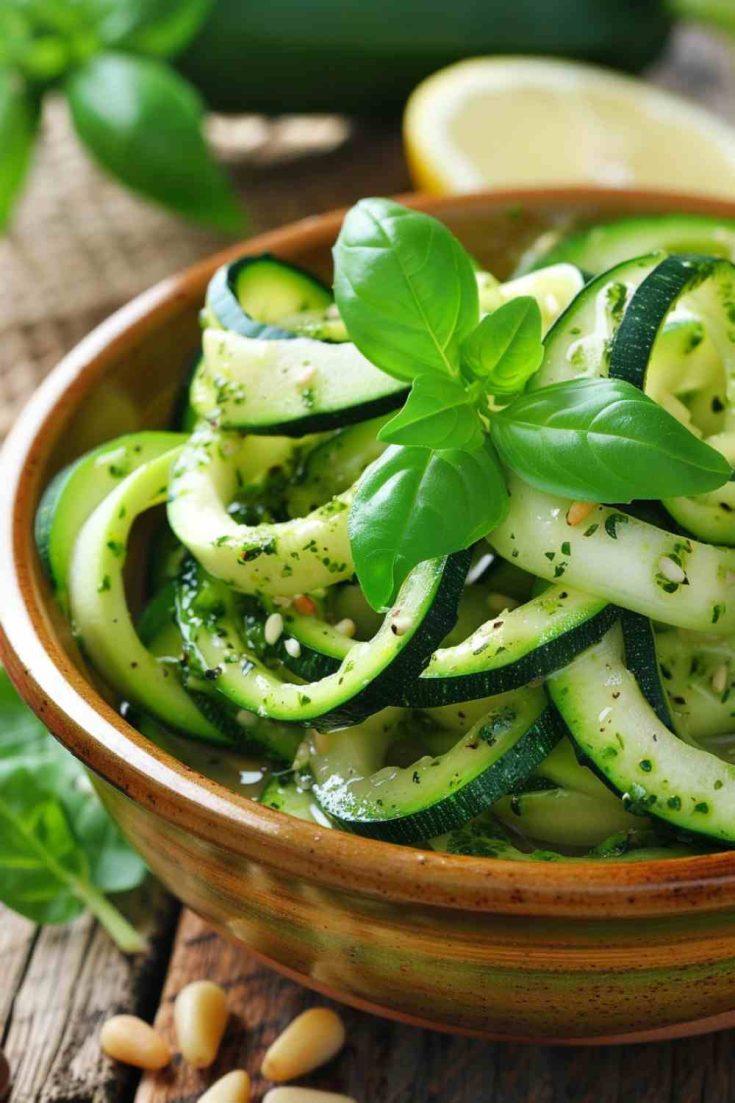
333, 198, 732, 610
0, 0, 242, 232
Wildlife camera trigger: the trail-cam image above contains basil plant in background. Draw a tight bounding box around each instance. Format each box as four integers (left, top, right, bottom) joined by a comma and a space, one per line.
0, 0, 243, 232
0, 665, 147, 951
333, 198, 732, 610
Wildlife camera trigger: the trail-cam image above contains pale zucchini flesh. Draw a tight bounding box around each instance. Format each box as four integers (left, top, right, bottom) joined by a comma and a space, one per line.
550, 624, 735, 843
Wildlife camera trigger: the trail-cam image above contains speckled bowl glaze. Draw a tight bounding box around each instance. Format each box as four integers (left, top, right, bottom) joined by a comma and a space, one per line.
4, 188, 735, 1044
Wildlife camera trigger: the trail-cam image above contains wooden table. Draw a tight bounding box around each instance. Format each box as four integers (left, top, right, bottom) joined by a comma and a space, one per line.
3, 25, 735, 1103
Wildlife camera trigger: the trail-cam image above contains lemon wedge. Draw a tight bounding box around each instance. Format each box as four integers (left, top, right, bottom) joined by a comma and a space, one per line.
404, 57, 735, 198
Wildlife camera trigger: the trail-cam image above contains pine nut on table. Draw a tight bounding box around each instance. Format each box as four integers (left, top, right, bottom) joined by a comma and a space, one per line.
261, 1008, 346, 1082
174, 980, 229, 1068
99, 1015, 171, 1070
198, 1069, 251, 1103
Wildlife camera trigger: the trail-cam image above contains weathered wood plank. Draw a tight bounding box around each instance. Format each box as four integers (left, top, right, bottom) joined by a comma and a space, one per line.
3, 885, 177, 1103
0, 913, 36, 1033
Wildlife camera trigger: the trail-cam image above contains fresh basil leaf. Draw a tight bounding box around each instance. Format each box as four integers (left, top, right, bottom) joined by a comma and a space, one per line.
462, 297, 543, 394
66, 52, 243, 233
92, 0, 213, 57
333, 198, 479, 382
349, 441, 508, 609
491, 377, 732, 503
378, 374, 484, 451
74, 799, 148, 894
0, 667, 146, 949
0, 70, 38, 231
0, 765, 88, 925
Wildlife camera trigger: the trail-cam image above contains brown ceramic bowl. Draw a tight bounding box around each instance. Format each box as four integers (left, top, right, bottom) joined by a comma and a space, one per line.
4, 188, 735, 1045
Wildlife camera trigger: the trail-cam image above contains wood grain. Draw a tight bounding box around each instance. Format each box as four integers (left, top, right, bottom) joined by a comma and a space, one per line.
2, 885, 177, 1103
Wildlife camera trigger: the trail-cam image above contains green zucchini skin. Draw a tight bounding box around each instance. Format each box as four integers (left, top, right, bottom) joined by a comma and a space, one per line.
267, 585, 617, 705
192, 329, 407, 435
608, 254, 734, 389
619, 609, 676, 731
175, 549, 470, 731
398, 593, 617, 707
206, 254, 332, 340
270, 632, 343, 683
313, 692, 564, 843
526, 214, 735, 275
139, 584, 302, 762
533, 253, 661, 390
550, 624, 735, 844
606, 254, 735, 542
179, 1, 672, 116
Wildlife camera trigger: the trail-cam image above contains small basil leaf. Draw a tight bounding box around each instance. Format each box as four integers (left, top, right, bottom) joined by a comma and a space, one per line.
333, 198, 479, 382
92, 0, 213, 58
462, 297, 543, 394
66, 52, 243, 233
378, 374, 484, 451
491, 377, 732, 503
0, 70, 38, 231
349, 441, 509, 609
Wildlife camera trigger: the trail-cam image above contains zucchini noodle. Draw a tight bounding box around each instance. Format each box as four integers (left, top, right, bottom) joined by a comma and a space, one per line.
41, 228, 735, 858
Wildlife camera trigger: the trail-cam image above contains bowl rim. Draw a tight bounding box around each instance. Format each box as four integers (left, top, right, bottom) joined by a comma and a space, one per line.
5, 184, 735, 920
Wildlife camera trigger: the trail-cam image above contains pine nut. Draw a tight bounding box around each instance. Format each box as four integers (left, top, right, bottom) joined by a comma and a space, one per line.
389, 614, 412, 637
264, 613, 285, 646
174, 980, 229, 1068
566, 501, 596, 526
334, 618, 356, 637
296, 365, 317, 388
198, 1069, 251, 1103
284, 637, 302, 659
658, 556, 686, 584
712, 664, 729, 695
100, 1015, 171, 1070
263, 1091, 356, 1103
261, 1008, 345, 1082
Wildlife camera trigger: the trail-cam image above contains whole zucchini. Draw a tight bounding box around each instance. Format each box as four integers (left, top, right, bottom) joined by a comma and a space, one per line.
178, 0, 674, 116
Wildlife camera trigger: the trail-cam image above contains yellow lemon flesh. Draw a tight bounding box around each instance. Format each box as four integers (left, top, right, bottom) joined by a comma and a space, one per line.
405, 57, 735, 198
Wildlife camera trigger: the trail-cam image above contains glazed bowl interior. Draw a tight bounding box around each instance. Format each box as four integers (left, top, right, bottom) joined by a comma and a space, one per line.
5, 186, 735, 922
